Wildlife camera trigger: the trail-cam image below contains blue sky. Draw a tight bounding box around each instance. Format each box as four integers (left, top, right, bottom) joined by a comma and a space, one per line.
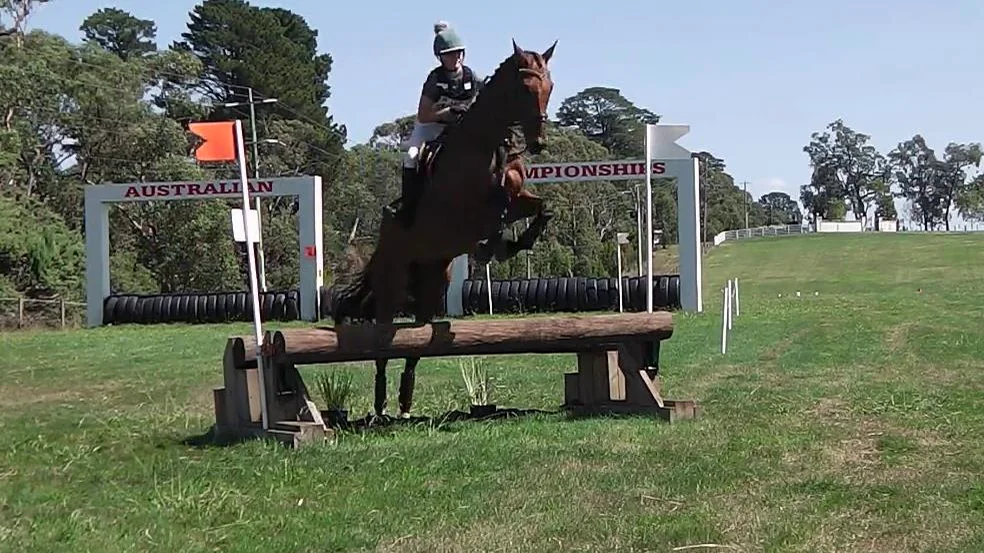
22, 0, 984, 225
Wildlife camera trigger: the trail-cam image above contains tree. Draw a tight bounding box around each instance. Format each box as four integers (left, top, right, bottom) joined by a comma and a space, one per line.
555, 86, 660, 158
80, 7, 157, 60
803, 119, 885, 225
955, 174, 984, 222
0, 0, 51, 45
368, 114, 415, 150
800, 162, 847, 222
938, 142, 982, 230
887, 135, 943, 231
758, 192, 800, 225
173, 0, 342, 132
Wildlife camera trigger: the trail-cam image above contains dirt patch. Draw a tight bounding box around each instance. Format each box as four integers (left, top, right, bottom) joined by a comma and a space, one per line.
372, 465, 623, 553
795, 503, 976, 553
758, 328, 809, 363
0, 381, 121, 409
706, 481, 773, 551
884, 322, 916, 353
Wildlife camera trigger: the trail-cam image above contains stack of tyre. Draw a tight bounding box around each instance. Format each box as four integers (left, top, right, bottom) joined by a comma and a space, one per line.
102, 273, 681, 325
102, 290, 300, 325
458, 274, 680, 315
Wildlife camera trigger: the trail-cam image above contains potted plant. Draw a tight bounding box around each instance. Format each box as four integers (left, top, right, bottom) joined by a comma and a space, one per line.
314, 370, 353, 427
460, 357, 495, 418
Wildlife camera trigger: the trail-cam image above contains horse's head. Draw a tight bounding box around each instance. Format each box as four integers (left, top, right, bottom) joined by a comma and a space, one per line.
511, 39, 556, 155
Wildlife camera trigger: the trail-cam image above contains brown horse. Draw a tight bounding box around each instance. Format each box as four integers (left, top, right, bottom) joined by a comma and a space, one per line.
333, 40, 557, 418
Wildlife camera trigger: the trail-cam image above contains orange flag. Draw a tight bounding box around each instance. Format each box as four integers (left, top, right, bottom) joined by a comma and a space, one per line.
188, 121, 237, 162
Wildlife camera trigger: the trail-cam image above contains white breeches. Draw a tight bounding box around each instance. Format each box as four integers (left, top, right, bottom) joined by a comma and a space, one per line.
403, 121, 446, 168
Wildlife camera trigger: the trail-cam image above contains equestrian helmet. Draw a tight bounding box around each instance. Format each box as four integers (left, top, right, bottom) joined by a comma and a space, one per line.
433, 21, 465, 56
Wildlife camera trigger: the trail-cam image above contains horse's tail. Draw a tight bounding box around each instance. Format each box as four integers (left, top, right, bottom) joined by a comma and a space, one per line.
332, 254, 377, 325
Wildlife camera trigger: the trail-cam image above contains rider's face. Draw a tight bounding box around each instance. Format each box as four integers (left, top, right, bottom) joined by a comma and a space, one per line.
439, 50, 463, 70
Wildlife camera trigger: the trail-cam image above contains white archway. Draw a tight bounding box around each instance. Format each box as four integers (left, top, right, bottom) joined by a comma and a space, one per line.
83, 176, 324, 327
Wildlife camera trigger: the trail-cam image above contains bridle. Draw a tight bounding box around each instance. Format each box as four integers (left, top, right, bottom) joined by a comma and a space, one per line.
518, 66, 550, 125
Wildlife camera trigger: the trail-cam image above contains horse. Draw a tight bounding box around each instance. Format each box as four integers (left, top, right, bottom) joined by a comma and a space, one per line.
333, 39, 557, 419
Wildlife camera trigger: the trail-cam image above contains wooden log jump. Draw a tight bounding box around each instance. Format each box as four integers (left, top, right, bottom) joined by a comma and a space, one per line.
212, 312, 701, 446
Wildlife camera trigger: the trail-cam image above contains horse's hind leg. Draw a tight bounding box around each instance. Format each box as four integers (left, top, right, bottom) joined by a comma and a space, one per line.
374, 358, 389, 417
397, 259, 451, 417
368, 257, 409, 420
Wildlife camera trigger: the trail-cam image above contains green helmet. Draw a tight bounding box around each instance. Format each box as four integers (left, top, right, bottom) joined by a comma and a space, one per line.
433, 21, 465, 56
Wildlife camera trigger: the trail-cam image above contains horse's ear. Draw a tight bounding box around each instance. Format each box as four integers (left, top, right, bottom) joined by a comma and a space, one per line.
542, 40, 557, 63
512, 39, 524, 58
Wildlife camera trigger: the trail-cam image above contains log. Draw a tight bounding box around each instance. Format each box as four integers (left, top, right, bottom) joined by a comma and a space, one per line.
231, 312, 673, 368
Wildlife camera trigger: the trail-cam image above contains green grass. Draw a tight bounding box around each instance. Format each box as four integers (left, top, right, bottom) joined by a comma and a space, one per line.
2, 232, 984, 552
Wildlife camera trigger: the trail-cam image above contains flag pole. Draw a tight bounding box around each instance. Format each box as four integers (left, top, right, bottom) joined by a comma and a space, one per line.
234, 119, 269, 431
645, 125, 654, 313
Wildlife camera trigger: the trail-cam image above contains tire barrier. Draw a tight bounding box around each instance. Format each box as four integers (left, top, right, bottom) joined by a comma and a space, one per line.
103, 274, 680, 325
459, 275, 681, 315
319, 274, 680, 319
317, 286, 444, 321
102, 290, 300, 325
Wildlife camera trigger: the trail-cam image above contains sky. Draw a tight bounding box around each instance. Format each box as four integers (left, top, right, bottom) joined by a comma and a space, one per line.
21, 0, 984, 227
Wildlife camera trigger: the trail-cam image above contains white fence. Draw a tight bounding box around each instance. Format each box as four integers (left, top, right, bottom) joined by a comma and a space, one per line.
712, 224, 810, 246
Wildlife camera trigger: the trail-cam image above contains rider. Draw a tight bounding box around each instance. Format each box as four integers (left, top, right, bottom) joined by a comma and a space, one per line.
388, 20, 484, 228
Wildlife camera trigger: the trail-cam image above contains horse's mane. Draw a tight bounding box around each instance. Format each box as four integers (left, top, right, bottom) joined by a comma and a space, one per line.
452, 48, 533, 135
467, 51, 521, 113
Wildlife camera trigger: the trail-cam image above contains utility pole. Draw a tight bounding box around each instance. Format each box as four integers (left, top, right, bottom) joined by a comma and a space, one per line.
742, 180, 749, 229
222, 88, 278, 291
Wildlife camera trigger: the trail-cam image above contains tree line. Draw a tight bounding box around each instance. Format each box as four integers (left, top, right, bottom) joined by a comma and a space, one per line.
800, 119, 983, 231
0, 0, 822, 304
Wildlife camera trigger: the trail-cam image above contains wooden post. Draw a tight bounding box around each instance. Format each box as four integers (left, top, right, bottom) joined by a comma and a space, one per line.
60, 299, 66, 328
563, 341, 699, 422
18, 298, 24, 328
213, 334, 335, 447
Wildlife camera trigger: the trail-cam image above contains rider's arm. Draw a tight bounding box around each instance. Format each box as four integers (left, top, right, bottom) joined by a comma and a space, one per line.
417, 72, 453, 123
417, 95, 451, 123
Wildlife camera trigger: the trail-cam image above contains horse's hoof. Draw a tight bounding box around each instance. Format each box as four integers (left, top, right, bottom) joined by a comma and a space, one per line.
397, 411, 411, 419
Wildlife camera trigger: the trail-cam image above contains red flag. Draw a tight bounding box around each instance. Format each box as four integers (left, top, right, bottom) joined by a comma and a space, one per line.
188, 121, 237, 162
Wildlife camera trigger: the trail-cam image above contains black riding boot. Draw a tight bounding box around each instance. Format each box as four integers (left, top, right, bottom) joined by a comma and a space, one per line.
398, 167, 422, 228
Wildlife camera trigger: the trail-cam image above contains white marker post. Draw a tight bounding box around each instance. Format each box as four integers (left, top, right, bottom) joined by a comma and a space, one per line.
233, 120, 269, 431
616, 232, 629, 313
720, 284, 729, 354
645, 133, 654, 313
485, 263, 493, 315
727, 278, 733, 331
733, 278, 740, 317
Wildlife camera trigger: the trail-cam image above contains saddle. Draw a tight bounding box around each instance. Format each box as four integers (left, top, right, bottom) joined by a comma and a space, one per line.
415, 121, 528, 188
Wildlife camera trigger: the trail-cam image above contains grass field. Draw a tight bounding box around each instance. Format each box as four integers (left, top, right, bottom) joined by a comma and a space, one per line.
2, 232, 983, 552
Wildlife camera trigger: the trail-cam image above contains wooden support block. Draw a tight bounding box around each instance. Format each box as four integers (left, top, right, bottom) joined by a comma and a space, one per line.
563, 341, 700, 423
564, 372, 579, 406
213, 336, 330, 446
213, 387, 227, 431
245, 368, 261, 422
273, 421, 335, 447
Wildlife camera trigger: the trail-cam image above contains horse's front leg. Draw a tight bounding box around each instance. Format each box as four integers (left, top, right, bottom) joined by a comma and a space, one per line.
374, 358, 389, 417
491, 191, 554, 262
